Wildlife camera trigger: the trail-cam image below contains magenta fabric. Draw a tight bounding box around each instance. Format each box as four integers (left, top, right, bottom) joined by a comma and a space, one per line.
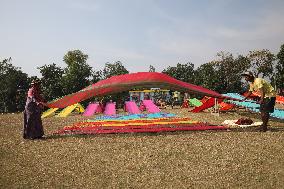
125, 101, 141, 114
104, 102, 116, 115
83, 103, 99, 116
142, 100, 161, 113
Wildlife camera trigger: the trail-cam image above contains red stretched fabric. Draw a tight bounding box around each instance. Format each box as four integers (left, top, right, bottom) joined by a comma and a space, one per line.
191, 97, 223, 113
55, 125, 228, 135
47, 72, 226, 108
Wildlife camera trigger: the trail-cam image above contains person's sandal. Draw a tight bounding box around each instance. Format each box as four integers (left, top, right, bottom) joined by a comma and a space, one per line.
256, 126, 267, 132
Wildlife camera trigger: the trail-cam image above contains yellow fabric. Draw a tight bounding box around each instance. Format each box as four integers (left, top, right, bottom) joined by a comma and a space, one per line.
80, 120, 199, 127
56, 104, 77, 117
75, 103, 85, 113
249, 78, 276, 98
56, 103, 85, 117
41, 108, 59, 118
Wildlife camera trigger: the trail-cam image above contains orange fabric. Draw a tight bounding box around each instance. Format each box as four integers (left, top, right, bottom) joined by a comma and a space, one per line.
219, 102, 235, 111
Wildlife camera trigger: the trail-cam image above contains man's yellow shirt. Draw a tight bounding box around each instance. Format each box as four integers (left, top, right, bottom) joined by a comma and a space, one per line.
249, 78, 276, 98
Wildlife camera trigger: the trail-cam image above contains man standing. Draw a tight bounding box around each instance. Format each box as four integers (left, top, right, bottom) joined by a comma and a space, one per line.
241, 71, 276, 132
171, 91, 180, 108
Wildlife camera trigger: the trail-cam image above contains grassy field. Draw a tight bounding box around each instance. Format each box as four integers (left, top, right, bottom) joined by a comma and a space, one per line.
1, 108, 284, 188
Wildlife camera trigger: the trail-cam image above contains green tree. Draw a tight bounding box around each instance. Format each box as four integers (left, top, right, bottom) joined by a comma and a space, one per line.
276, 44, 284, 94
62, 50, 92, 94
247, 49, 275, 78
102, 61, 129, 79
101, 61, 129, 107
149, 65, 156, 72
234, 55, 251, 92
162, 62, 195, 83
0, 58, 29, 112
194, 63, 219, 91
208, 52, 250, 93
91, 70, 103, 84
38, 63, 64, 101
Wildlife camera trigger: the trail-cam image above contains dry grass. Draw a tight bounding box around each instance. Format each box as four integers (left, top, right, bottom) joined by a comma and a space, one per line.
1, 108, 284, 188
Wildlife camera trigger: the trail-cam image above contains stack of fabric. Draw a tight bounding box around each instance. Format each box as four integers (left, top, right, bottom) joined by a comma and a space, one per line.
54, 113, 227, 135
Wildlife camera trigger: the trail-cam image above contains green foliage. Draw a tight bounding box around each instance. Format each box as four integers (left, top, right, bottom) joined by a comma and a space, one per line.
216, 52, 250, 93
62, 50, 92, 94
234, 55, 251, 91
102, 61, 129, 79
276, 44, 284, 93
91, 70, 103, 84
0, 58, 28, 112
100, 61, 129, 105
162, 62, 195, 83
215, 52, 250, 93
149, 65, 156, 72
195, 52, 250, 94
247, 49, 275, 78
63, 50, 88, 67
38, 63, 64, 101
194, 63, 219, 91
1, 44, 284, 112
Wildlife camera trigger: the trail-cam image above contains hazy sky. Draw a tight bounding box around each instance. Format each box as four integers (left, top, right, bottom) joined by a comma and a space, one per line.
1, 0, 284, 77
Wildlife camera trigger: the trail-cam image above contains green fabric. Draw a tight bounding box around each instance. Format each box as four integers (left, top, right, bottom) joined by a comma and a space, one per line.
189, 98, 203, 107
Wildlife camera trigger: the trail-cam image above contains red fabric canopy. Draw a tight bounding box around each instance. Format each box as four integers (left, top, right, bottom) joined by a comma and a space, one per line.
47, 72, 225, 108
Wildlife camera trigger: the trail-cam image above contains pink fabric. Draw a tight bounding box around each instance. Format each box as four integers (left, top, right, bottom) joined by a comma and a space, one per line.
104, 102, 116, 115
125, 101, 141, 114
142, 100, 161, 113
83, 103, 99, 116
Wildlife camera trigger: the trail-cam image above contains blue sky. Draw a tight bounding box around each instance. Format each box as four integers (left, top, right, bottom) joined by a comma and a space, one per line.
1, 0, 284, 77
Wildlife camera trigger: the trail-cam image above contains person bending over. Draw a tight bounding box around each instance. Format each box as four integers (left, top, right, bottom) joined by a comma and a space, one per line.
241, 71, 276, 132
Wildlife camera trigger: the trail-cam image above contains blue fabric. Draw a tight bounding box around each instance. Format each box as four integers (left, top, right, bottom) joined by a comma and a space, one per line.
89, 112, 177, 121
223, 93, 284, 119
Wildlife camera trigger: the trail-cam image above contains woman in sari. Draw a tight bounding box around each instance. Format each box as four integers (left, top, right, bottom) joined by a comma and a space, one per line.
23, 79, 46, 139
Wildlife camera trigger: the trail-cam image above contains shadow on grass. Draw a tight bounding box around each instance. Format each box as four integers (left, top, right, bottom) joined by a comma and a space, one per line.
44, 129, 229, 140
226, 126, 284, 133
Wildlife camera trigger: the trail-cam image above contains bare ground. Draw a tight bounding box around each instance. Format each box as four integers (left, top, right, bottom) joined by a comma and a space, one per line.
0, 108, 284, 188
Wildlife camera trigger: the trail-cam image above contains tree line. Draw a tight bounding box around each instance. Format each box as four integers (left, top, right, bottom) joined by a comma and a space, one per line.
1, 44, 284, 113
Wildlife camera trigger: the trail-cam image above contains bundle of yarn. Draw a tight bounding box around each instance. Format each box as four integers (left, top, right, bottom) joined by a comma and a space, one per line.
235, 118, 253, 125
